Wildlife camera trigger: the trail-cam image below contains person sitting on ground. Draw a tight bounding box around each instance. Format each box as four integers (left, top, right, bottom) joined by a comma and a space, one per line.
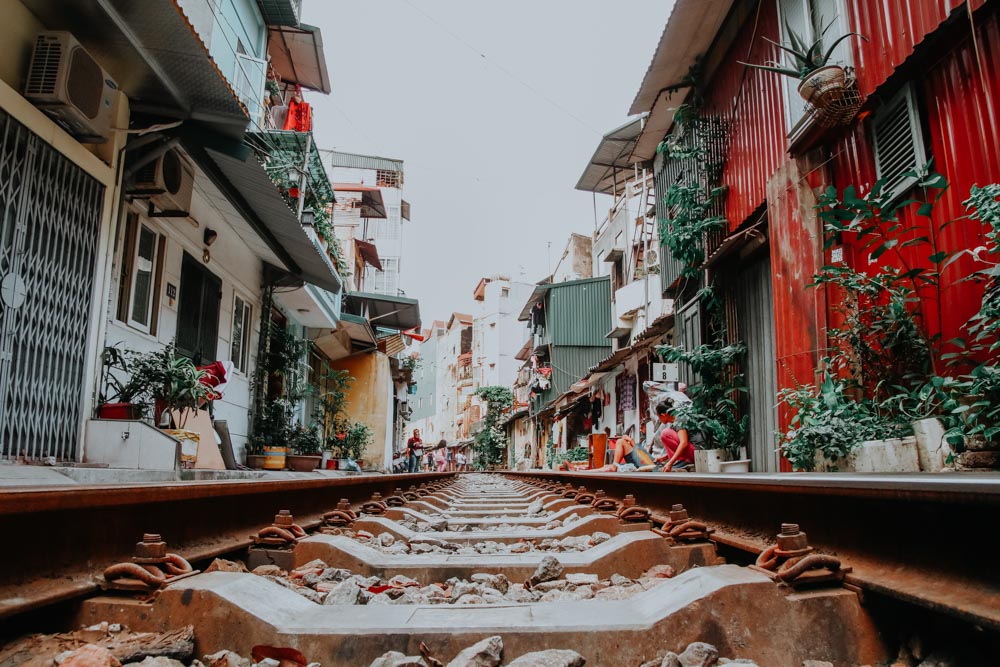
595, 434, 644, 472
653, 401, 696, 472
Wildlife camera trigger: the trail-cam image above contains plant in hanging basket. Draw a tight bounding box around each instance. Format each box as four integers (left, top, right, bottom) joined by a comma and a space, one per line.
739, 20, 865, 109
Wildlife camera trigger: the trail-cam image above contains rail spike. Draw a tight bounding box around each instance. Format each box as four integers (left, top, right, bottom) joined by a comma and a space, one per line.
102, 533, 197, 593
752, 523, 849, 589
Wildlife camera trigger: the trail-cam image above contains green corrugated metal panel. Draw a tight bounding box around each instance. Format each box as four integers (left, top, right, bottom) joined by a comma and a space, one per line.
258, 0, 301, 26
547, 277, 613, 346
529, 346, 610, 415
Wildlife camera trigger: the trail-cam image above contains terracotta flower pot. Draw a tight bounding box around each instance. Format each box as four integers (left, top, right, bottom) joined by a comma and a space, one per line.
286, 454, 321, 472
798, 65, 847, 108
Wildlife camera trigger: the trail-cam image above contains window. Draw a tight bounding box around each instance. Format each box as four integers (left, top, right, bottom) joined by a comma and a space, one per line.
777, 0, 852, 130
117, 213, 165, 334
372, 257, 399, 295
501, 287, 510, 298
176, 252, 222, 364
376, 169, 402, 188
231, 294, 253, 373
873, 84, 927, 202
374, 218, 401, 240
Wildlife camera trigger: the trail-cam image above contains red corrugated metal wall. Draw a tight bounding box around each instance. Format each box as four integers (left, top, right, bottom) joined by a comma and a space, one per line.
705, 1, 788, 230
847, 0, 987, 98
831, 7, 1000, 363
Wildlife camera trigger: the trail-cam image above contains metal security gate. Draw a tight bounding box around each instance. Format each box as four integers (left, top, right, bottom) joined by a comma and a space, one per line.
735, 251, 778, 472
0, 109, 104, 461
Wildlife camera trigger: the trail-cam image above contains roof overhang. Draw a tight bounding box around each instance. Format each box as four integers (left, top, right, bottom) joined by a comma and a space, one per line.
517, 284, 551, 321
21, 0, 249, 139
249, 131, 334, 207
629, 0, 737, 162
181, 131, 342, 293
344, 292, 421, 331
267, 23, 331, 94
575, 115, 647, 195
258, 0, 301, 27
312, 313, 377, 361
355, 239, 383, 270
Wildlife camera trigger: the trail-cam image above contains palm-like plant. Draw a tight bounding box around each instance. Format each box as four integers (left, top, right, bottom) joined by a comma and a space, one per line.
740, 19, 864, 80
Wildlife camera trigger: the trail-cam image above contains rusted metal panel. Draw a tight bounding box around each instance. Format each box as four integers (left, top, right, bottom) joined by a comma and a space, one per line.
831, 9, 1000, 364
704, 0, 788, 231
846, 0, 987, 99
0, 472, 453, 619
512, 469, 1000, 631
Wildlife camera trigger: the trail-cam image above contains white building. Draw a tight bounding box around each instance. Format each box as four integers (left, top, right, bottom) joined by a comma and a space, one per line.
323, 151, 408, 296
472, 276, 534, 389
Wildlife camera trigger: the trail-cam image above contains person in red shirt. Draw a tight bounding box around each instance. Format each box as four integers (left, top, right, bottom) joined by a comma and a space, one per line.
406, 429, 423, 473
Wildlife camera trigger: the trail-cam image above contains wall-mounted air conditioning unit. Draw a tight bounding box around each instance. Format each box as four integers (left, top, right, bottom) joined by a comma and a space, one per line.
24, 31, 117, 143
129, 148, 195, 216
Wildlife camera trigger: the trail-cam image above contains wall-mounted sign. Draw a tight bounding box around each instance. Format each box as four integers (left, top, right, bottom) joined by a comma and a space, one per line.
166, 283, 177, 300
652, 362, 679, 383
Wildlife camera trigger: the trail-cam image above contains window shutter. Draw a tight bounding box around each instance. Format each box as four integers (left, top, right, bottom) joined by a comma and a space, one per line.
116, 213, 138, 322
873, 84, 926, 201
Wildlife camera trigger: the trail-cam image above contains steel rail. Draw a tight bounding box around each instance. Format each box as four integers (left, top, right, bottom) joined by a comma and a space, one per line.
0, 472, 453, 620
506, 470, 1000, 631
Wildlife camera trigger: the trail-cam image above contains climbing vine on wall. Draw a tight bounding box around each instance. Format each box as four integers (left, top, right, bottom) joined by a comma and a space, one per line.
656, 104, 730, 279
473, 385, 514, 470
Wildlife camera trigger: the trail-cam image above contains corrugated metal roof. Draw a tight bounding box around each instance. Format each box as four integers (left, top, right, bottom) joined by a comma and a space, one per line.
267, 23, 331, 94
258, 0, 301, 26
321, 150, 404, 174
548, 277, 613, 347
628, 0, 737, 161
575, 116, 647, 194
536, 346, 611, 412
190, 142, 343, 293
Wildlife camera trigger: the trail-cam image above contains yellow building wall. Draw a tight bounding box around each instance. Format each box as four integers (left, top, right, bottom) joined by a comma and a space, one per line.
331, 351, 393, 469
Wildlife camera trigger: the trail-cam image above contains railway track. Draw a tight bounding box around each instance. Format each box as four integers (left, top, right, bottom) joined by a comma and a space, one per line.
1, 471, 998, 665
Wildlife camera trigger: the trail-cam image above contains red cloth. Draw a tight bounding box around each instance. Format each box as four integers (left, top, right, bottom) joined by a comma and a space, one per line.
661, 428, 695, 463
197, 361, 228, 401
283, 99, 313, 132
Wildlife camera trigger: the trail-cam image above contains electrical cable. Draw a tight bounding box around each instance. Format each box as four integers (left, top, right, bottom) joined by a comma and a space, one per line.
397, 0, 602, 136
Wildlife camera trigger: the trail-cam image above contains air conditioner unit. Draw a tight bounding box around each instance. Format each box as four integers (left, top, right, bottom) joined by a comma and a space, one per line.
129, 148, 195, 215
24, 32, 117, 143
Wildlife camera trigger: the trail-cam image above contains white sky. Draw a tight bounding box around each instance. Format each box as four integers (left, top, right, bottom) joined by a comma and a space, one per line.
303, 0, 673, 324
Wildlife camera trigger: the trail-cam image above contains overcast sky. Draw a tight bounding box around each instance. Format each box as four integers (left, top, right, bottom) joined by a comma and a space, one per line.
303, 0, 672, 324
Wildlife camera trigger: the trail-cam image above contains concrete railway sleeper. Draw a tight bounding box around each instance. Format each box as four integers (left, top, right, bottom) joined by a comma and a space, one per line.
0, 474, 995, 666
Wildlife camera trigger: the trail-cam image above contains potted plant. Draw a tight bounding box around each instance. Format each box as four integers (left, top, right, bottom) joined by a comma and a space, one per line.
266, 79, 282, 107
563, 446, 590, 470
740, 21, 864, 109
329, 421, 372, 469
97, 345, 148, 420
286, 421, 323, 471
129, 343, 209, 428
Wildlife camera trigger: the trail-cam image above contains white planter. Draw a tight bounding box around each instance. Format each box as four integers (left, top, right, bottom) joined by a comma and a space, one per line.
719, 458, 750, 473
815, 438, 920, 473
695, 449, 730, 473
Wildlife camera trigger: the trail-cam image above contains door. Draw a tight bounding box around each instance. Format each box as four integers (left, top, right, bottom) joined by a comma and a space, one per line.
176, 252, 222, 364
735, 252, 779, 472
0, 109, 104, 460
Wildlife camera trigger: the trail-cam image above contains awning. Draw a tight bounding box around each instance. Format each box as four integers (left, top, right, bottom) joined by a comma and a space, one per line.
183, 134, 342, 293
248, 131, 334, 207
401, 200, 411, 221
575, 116, 647, 195
517, 284, 551, 321
344, 292, 422, 331
514, 337, 533, 361
629, 0, 737, 162
267, 24, 331, 94
258, 0, 301, 26
20, 0, 249, 138
355, 239, 383, 270
334, 184, 387, 219
312, 313, 377, 361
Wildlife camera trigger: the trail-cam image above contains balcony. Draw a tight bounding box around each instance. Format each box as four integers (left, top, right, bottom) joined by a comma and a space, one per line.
258, 0, 302, 26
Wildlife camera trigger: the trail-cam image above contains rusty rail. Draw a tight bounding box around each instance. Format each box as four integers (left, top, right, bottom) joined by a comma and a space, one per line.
506, 470, 1000, 632
0, 472, 453, 620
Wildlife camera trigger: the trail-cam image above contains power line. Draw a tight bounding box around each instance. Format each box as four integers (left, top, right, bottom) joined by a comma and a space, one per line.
397, 0, 602, 136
